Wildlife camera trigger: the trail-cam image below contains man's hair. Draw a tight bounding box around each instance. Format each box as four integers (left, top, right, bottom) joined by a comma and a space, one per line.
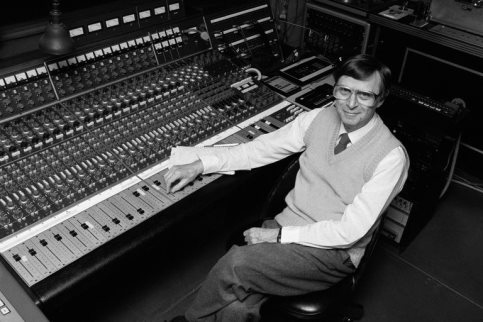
333, 54, 392, 100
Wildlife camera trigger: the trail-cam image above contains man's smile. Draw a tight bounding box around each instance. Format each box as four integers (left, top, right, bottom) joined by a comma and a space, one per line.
343, 110, 359, 116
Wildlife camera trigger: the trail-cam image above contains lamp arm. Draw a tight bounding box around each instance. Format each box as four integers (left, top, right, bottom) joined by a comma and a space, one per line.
50, 0, 62, 24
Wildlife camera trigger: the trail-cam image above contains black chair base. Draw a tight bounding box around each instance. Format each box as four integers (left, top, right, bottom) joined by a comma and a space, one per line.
260, 275, 363, 322
261, 296, 363, 322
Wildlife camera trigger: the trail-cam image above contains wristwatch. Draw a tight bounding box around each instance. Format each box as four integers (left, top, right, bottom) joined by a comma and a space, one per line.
277, 228, 282, 243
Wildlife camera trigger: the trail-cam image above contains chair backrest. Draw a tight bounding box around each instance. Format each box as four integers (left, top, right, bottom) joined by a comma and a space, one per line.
259, 155, 300, 220
350, 216, 384, 289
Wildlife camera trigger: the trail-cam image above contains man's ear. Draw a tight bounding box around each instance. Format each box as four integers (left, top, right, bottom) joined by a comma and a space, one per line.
375, 87, 389, 109
375, 99, 384, 109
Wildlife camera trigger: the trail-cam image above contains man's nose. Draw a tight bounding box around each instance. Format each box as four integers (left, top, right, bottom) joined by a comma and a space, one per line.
347, 93, 358, 109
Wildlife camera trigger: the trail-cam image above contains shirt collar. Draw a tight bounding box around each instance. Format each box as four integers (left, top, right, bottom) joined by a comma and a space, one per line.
338, 114, 379, 145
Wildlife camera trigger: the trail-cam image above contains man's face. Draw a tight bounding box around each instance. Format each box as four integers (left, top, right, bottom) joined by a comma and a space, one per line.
334, 72, 383, 133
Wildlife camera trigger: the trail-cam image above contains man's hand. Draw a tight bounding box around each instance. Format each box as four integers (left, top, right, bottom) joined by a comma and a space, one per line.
164, 160, 204, 193
243, 228, 280, 245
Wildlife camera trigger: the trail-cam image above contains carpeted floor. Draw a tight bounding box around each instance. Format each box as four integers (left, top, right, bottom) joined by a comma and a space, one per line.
49, 183, 483, 321
353, 183, 483, 321
156, 183, 483, 322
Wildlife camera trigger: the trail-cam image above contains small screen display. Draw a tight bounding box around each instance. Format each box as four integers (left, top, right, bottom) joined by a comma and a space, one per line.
280, 56, 334, 84
267, 77, 298, 93
284, 60, 329, 80
264, 76, 300, 96
399, 48, 482, 108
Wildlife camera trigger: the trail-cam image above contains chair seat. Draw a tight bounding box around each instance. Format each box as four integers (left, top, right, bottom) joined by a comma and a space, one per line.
271, 291, 336, 318
261, 276, 357, 321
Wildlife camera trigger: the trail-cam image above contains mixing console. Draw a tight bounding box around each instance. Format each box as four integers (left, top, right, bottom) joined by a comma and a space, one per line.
0, 2, 316, 311
0, 15, 310, 297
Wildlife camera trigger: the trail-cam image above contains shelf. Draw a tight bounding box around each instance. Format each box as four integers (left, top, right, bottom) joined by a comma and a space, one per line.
369, 14, 483, 58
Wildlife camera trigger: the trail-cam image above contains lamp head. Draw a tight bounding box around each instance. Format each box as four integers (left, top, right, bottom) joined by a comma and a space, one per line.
39, 22, 74, 55
39, 0, 74, 55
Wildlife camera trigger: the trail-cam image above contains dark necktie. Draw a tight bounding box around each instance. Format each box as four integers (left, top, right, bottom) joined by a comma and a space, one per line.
334, 133, 351, 155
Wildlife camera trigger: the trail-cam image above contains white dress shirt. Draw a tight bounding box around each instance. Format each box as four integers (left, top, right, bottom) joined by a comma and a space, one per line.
197, 107, 407, 248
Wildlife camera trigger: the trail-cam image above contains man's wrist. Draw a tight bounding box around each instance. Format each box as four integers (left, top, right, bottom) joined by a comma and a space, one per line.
276, 228, 282, 243
194, 159, 204, 175
197, 154, 215, 174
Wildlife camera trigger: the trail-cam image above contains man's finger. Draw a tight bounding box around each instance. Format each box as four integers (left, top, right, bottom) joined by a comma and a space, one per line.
243, 227, 258, 235
165, 171, 181, 193
165, 177, 175, 193
170, 178, 189, 193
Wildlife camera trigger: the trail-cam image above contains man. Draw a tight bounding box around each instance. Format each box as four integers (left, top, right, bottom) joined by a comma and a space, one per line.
165, 54, 409, 322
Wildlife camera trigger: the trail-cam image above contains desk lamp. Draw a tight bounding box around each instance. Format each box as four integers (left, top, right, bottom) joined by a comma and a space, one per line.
39, 0, 74, 55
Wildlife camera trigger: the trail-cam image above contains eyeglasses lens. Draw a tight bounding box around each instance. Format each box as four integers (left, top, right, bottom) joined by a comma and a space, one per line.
333, 86, 376, 105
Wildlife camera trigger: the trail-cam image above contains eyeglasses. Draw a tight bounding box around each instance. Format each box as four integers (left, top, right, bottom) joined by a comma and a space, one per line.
333, 85, 380, 106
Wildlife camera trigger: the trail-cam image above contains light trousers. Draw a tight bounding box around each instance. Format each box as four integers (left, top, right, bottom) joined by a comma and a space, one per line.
185, 220, 355, 322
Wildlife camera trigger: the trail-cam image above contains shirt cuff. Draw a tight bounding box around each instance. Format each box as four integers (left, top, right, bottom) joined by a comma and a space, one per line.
198, 154, 237, 175
279, 226, 300, 244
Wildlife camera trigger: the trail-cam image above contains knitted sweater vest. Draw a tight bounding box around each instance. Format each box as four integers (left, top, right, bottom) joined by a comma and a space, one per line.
275, 106, 404, 265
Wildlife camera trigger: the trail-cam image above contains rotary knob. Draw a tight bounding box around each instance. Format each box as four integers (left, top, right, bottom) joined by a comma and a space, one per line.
0, 135, 11, 149
30, 186, 41, 199
16, 191, 36, 214
112, 160, 123, 172
75, 165, 87, 177
41, 180, 60, 202
84, 158, 99, 175
51, 175, 63, 187
0, 209, 11, 226
39, 180, 50, 193
64, 171, 76, 184
17, 192, 28, 204
4, 196, 23, 220
78, 167, 91, 182
52, 112, 63, 124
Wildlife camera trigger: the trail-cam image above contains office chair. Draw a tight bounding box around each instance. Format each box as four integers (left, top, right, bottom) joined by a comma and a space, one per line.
227, 156, 384, 322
